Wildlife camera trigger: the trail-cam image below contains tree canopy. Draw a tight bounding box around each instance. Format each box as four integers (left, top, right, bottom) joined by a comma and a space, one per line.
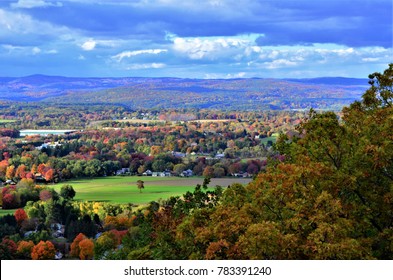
174, 64, 393, 259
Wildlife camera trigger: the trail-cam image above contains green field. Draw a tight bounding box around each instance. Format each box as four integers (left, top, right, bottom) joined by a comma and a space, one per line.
53, 176, 251, 205
0, 119, 17, 124
0, 176, 251, 216
259, 132, 279, 145
0, 209, 16, 217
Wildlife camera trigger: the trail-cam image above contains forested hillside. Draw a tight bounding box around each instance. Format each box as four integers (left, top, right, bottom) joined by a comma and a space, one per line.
0, 76, 368, 110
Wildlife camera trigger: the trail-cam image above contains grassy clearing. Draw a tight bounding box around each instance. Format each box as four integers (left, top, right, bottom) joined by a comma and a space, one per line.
53, 176, 251, 205
240, 157, 267, 163
0, 209, 16, 217
259, 132, 280, 145
91, 118, 236, 128
90, 119, 166, 128
112, 119, 166, 124
188, 119, 235, 123
0, 119, 17, 124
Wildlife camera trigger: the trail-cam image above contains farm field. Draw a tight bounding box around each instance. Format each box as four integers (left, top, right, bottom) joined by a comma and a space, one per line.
52, 176, 252, 205
0, 209, 16, 217
90, 119, 166, 127
0, 119, 16, 123
259, 132, 279, 145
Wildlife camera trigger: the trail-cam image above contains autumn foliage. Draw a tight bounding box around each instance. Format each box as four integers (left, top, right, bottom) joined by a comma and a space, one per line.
104, 215, 135, 230
14, 208, 28, 225
31, 241, 56, 260
78, 238, 95, 260
70, 233, 87, 258
70, 233, 95, 259
17, 240, 35, 259
1, 65, 392, 260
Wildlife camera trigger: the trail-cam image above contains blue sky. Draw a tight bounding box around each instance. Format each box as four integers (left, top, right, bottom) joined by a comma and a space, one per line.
0, 0, 392, 78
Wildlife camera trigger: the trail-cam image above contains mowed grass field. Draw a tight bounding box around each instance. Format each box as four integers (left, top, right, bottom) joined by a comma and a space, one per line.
259, 132, 279, 145
0, 176, 251, 216
0, 209, 16, 217
0, 119, 17, 124
52, 176, 252, 205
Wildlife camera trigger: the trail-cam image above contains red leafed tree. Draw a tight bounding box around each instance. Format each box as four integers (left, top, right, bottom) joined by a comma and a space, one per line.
14, 208, 28, 225
2, 192, 20, 209
25, 172, 35, 179
1, 238, 17, 256
3, 152, 10, 160
110, 229, 128, 245
31, 241, 56, 260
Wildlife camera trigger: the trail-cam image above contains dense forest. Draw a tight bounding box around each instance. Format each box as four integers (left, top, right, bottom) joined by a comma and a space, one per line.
0, 65, 392, 260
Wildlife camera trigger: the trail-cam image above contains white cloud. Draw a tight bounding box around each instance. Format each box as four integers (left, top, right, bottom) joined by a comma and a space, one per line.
81, 39, 97, 51
172, 36, 252, 60
362, 57, 380, 62
264, 59, 297, 69
1, 44, 23, 53
0, 8, 72, 41
32, 46, 41, 55
1, 44, 56, 56
112, 49, 167, 62
126, 63, 166, 70
46, 49, 58, 54
11, 0, 63, 9
227, 72, 246, 78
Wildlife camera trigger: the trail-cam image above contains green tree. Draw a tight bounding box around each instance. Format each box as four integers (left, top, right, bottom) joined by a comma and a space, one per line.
60, 185, 76, 200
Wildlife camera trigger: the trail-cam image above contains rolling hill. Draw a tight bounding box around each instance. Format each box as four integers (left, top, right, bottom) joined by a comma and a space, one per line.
0, 75, 369, 110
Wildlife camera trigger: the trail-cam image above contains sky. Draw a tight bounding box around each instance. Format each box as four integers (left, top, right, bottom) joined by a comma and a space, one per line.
0, 0, 392, 78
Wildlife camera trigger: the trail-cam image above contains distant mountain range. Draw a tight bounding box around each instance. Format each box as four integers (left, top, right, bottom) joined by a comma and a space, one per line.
0, 75, 369, 110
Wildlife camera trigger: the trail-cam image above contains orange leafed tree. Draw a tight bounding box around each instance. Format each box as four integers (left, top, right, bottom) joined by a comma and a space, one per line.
0, 160, 8, 176
31, 241, 56, 260
37, 163, 46, 175
44, 168, 54, 182
17, 240, 35, 259
70, 233, 95, 260
78, 238, 95, 260
15, 164, 27, 179
5, 165, 15, 180
70, 233, 87, 258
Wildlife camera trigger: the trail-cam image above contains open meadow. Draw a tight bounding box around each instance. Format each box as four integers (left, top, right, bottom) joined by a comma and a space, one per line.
0, 176, 251, 216
51, 176, 252, 205
0, 119, 16, 124
0, 209, 16, 217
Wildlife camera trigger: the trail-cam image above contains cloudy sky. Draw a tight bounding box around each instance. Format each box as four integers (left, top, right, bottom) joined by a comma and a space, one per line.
0, 0, 392, 78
